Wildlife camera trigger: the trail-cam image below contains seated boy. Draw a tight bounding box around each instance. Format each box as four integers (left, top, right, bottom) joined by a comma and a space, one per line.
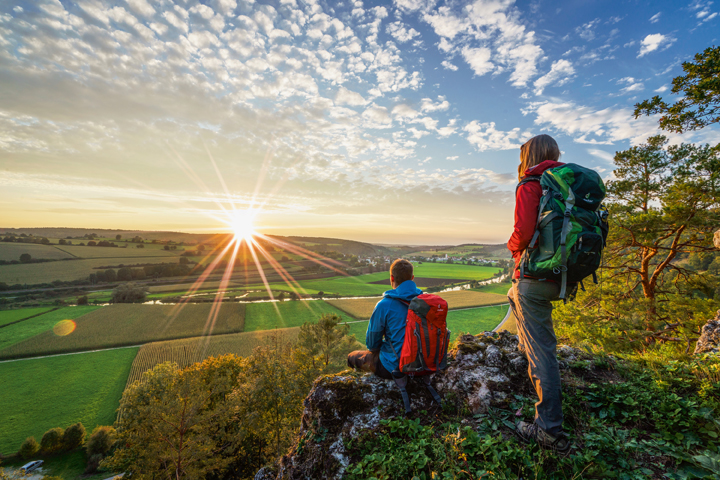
347, 259, 422, 379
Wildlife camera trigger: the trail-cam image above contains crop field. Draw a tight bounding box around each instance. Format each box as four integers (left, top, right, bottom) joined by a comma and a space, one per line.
0, 303, 245, 359
124, 327, 300, 388
0, 257, 179, 284
0, 347, 138, 456
327, 290, 508, 319
244, 300, 352, 331
0, 243, 76, 261
0, 306, 100, 353
54, 245, 179, 258
342, 304, 508, 347
0, 307, 55, 327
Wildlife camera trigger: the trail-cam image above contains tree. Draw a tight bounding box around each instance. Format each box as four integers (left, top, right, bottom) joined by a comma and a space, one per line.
296, 314, 361, 368
59, 239, 66, 245
103, 356, 245, 479
634, 46, 720, 133
104, 269, 117, 282
62, 422, 86, 450
18, 437, 40, 459
19, 253, 31, 263
179, 257, 189, 265
40, 427, 64, 453
110, 283, 147, 303
136, 243, 144, 248
117, 267, 133, 281
77, 295, 89, 305
606, 136, 720, 321
116, 234, 122, 240
86, 426, 115, 457
88, 241, 97, 246
41, 238, 50, 245
554, 135, 720, 352
164, 245, 170, 251
198, 244, 205, 252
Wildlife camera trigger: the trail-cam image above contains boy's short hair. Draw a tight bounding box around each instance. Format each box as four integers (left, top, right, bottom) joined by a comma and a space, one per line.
390, 259, 413, 285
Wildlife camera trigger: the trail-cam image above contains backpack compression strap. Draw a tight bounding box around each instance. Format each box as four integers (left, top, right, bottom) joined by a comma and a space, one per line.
557, 188, 576, 300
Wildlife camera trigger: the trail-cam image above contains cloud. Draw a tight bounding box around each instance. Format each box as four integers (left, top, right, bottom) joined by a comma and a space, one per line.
418, 0, 544, 87
335, 87, 367, 106
637, 33, 675, 57
461, 46, 493, 76
386, 21, 420, 43
362, 104, 393, 126
524, 101, 668, 145
446, 155, 458, 160
649, 12, 661, 23
587, 148, 615, 163
617, 77, 644, 94
420, 96, 450, 112
464, 121, 532, 151
575, 18, 600, 41
441, 60, 458, 71
533, 60, 575, 95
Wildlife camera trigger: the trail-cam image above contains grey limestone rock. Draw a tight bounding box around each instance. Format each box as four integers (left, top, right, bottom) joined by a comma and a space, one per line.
257, 332, 589, 480
695, 310, 720, 355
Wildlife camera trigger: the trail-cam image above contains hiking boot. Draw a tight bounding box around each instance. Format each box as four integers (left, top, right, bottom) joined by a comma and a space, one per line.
515, 421, 571, 455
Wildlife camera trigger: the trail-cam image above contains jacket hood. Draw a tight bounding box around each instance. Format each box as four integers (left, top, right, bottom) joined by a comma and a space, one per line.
383, 280, 422, 301
524, 160, 564, 177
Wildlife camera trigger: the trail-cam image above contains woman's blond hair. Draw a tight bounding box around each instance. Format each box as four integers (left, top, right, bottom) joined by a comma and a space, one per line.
518, 134, 560, 181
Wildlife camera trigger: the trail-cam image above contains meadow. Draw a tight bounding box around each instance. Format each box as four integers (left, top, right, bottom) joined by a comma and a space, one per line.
124, 327, 301, 387
0, 243, 76, 261
244, 300, 352, 331
343, 304, 509, 345
0, 347, 138, 456
0, 303, 245, 359
411, 263, 501, 280
0, 306, 55, 327
473, 280, 513, 296
327, 290, 508, 319
0, 306, 100, 353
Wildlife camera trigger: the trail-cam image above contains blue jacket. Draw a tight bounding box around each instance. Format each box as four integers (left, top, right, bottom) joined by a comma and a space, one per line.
366, 280, 423, 374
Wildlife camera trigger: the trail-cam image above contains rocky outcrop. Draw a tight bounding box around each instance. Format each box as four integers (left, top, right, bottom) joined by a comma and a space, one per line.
255, 331, 607, 480
695, 310, 720, 355
714, 229, 720, 249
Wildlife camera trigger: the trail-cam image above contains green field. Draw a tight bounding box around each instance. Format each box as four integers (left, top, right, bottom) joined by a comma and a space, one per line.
0, 257, 180, 284
411, 263, 501, 280
0, 306, 100, 352
344, 304, 508, 346
0, 243, 76, 261
474, 281, 513, 296
0, 307, 56, 327
0, 303, 245, 359
1, 449, 108, 480
0, 347, 138, 456
245, 300, 352, 331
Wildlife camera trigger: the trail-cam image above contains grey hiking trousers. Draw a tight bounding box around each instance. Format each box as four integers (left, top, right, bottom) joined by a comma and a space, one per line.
508, 278, 563, 435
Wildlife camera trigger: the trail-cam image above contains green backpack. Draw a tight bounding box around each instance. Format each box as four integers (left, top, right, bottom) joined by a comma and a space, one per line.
519, 163, 610, 299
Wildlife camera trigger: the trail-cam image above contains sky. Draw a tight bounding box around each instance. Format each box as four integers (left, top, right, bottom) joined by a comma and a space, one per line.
1, 0, 719, 245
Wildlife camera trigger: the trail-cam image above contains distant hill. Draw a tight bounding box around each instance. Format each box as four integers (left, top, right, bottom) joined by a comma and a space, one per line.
0, 228, 507, 258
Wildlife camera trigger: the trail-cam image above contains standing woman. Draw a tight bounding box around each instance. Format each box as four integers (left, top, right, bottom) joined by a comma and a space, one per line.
507, 134, 570, 454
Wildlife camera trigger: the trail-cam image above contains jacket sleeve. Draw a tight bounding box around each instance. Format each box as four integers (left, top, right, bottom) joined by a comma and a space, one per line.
365, 302, 385, 352
507, 182, 541, 257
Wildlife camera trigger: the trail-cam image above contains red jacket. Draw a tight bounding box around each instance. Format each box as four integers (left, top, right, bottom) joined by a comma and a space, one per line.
507, 160, 565, 278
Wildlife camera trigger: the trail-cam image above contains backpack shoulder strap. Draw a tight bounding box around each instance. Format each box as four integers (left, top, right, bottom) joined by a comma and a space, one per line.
516, 175, 541, 195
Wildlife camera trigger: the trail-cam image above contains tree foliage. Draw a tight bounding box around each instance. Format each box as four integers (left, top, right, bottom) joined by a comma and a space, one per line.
296, 314, 361, 368
40, 427, 64, 454
18, 436, 40, 459
110, 283, 148, 303
555, 135, 720, 352
62, 422, 86, 450
634, 46, 720, 133
86, 426, 115, 458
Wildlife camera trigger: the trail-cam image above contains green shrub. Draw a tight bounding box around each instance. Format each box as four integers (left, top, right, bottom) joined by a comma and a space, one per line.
18, 436, 40, 459
86, 426, 115, 457
62, 422, 86, 450
40, 427, 64, 453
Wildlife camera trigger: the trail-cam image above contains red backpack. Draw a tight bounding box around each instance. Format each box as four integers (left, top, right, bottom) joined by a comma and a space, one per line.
399, 294, 451, 374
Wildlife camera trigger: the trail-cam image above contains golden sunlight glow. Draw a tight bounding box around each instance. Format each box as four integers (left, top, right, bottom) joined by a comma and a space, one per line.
228, 210, 256, 243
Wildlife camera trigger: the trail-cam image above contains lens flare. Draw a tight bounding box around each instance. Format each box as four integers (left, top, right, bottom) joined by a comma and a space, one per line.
228, 209, 256, 244
53, 319, 76, 336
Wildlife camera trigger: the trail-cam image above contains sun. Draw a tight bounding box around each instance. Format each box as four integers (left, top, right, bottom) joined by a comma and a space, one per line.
228, 210, 257, 243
